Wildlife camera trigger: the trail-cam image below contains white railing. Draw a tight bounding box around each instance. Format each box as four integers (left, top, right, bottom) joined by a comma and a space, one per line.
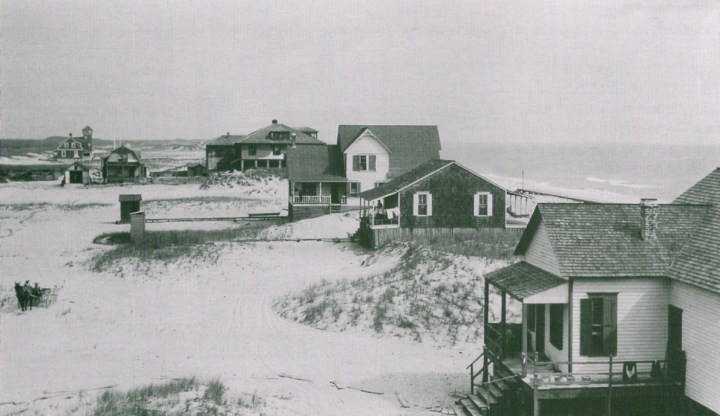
291, 195, 331, 204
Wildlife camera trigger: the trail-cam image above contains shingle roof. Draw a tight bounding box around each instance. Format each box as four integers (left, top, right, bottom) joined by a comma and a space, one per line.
517, 203, 710, 278
336, 125, 441, 177
358, 159, 455, 201
206, 135, 245, 146
286, 145, 346, 182
294, 127, 318, 133
669, 205, 720, 293
674, 168, 720, 205
485, 261, 566, 300
239, 123, 324, 145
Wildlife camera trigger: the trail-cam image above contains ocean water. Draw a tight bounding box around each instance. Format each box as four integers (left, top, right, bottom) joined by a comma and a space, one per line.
442, 143, 720, 203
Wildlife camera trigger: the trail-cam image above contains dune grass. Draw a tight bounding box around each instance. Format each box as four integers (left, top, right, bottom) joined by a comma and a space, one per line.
274, 243, 519, 346
86, 378, 262, 415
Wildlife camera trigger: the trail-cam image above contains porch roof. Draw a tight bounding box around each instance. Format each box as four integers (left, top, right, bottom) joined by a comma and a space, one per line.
485, 261, 567, 302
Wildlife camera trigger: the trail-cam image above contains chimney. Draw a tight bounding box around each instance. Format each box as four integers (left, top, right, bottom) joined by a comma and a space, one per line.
640, 198, 659, 240
290, 133, 297, 148
272, 119, 278, 124
69, 133, 73, 137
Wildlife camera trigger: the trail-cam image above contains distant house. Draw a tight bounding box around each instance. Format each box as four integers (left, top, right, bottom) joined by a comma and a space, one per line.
101, 145, 146, 184
205, 120, 324, 173
453, 167, 720, 416
63, 161, 100, 184
357, 160, 520, 248
187, 162, 207, 177
286, 125, 442, 220
54, 126, 93, 160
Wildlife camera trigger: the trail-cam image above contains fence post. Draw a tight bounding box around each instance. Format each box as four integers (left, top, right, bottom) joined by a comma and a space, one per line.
470, 362, 475, 395
130, 211, 145, 244
607, 355, 613, 416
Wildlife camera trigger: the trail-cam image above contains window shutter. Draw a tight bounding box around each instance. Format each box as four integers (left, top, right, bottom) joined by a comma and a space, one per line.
487, 194, 494, 216
369, 155, 376, 171
473, 193, 479, 216
413, 193, 419, 216
580, 299, 592, 356
353, 155, 359, 171
603, 296, 617, 356
427, 194, 433, 216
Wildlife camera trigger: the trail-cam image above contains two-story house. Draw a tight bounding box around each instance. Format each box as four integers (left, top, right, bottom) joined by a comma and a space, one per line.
205, 120, 324, 173
101, 145, 146, 184
451, 168, 720, 416
54, 126, 94, 160
287, 125, 442, 220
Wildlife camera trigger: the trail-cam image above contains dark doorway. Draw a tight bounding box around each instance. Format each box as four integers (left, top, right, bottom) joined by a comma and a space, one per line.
536, 304, 546, 354
331, 184, 340, 204
667, 305, 684, 381
69, 171, 83, 183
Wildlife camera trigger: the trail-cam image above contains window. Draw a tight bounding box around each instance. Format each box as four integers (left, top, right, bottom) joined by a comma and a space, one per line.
248, 145, 257, 156
474, 192, 493, 216
413, 192, 432, 216
549, 304, 564, 349
580, 294, 617, 356
375, 182, 386, 188
349, 182, 360, 197
271, 131, 289, 140
64, 143, 69, 148
272, 146, 281, 156
61, 150, 66, 157
352, 155, 376, 171
74, 151, 79, 158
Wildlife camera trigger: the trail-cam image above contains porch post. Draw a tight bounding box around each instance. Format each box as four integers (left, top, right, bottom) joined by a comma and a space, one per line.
522, 303, 528, 356
501, 290, 507, 360
483, 280, 490, 383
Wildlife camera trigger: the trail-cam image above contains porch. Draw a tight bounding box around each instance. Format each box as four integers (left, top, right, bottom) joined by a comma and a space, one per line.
454, 262, 686, 416
359, 192, 401, 229
290, 181, 347, 206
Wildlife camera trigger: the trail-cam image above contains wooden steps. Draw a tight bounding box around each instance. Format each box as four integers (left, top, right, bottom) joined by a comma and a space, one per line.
453, 374, 520, 416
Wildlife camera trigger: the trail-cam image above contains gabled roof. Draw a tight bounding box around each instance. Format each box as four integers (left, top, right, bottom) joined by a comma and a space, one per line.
668, 205, 720, 293
206, 135, 245, 146
286, 145, 346, 182
516, 203, 710, 278
238, 122, 324, 145
485, 261, 567, 301
336, 125, 441, 177
674, 168, 720, 205
104, 145, 142, 161
83, 125, 93, 132
57, 137, 85, 149
358, 159, 454, 201
359, 159, 505, 201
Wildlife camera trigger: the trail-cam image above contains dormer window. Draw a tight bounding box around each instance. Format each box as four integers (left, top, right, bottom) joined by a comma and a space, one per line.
270, 131, 290, 141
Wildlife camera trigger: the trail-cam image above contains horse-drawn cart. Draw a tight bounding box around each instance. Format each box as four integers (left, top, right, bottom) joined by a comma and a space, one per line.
35, 286, 58, 307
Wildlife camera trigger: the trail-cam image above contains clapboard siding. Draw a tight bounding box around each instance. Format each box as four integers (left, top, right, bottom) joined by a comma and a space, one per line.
670, 281, 720, 415
571, 278, 669, 372
524, 221, 562, 276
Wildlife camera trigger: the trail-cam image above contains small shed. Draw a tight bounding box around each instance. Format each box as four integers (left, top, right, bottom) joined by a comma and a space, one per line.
187, 163, 207, 177
119, 194, 142, 222
64, 162, 92, 184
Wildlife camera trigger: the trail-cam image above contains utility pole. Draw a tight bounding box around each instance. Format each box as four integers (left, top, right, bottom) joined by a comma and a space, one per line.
521, 169, 525, 191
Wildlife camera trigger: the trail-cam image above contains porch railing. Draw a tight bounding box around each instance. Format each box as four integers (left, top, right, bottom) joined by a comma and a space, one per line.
521, 352, 682, 386
291, 195, 331, 204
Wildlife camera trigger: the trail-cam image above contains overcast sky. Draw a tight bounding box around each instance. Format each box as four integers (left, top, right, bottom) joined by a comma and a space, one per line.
2, 0, 719, 144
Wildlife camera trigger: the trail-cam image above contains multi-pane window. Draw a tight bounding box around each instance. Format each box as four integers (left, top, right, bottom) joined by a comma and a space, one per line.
413, 192, 432, 216
549, 304, 564, 349
349, 182, 360, 197
352, 155, 376, 171
580, 294, 617, 356
474, 192, 493, 216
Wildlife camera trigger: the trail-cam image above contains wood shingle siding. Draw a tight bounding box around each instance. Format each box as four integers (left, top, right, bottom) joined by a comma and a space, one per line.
523, 221, 562, 276
670, 281, 720, 414
397, 163, 506, 229
571, 278, 669, 372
